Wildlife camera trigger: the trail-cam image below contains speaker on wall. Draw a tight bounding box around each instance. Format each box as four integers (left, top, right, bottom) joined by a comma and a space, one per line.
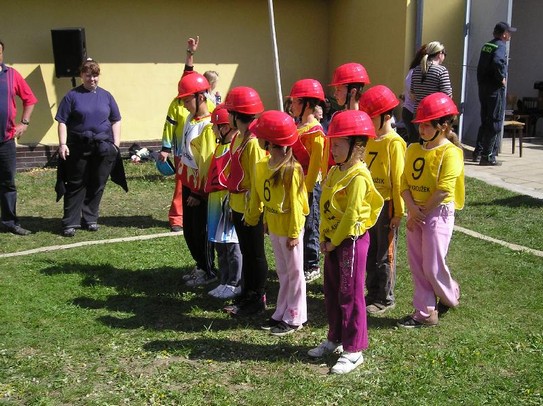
51, 28, 87, 78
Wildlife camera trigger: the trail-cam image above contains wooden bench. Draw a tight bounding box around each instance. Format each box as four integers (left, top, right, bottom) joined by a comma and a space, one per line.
503, 120, 525, 157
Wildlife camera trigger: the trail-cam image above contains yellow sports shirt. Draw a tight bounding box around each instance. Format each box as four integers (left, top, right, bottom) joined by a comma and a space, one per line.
246, 155, 309, 238
320, 161, 384, 247
363, 130, 406, 218
401, 141, 465, 209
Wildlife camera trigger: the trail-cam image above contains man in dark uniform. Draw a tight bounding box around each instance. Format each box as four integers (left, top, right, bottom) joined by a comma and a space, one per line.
473, 21, 516, 166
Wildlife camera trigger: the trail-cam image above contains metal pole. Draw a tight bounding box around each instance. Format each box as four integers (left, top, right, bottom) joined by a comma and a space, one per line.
267, 0, 284, 111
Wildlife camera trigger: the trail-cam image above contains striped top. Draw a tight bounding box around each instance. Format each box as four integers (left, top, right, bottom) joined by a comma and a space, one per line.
410, 63, 452, 112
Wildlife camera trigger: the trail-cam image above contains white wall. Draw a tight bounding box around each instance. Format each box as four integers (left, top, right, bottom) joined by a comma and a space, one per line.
508, 0, 543, 107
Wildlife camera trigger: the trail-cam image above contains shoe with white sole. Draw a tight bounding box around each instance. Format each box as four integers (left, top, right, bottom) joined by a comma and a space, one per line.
218, 285, 239, 299
208, 284, 226, 297
330, 351, 364, 374
307, 340, 343, 358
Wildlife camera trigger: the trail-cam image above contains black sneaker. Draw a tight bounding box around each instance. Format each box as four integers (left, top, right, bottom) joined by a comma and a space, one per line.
62, 227, 76, 237
7, 225, 31, 236
437, 301, 450, 316
270, 321, 302, 336
229, 294, 266, 317
479, 159, 502, 166
471, 155, 481, 163
260, 317, 281, 331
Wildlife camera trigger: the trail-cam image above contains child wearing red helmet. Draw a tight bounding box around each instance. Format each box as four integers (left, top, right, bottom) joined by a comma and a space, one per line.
397, 92, 464, 328
289, 79, 326, 283
309, 110, 384, 374
177, 66, 218, 288
204, 104, 242, 300
223, 86, 269, 317
359, 85, 407, 315
246, 110, 309, 336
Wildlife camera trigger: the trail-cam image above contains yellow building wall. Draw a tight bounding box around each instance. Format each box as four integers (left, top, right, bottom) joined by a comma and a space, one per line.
328, 0, 414, 99
421, 0, 467, 104
5, 0, 467, 149
4, 0, 329, 147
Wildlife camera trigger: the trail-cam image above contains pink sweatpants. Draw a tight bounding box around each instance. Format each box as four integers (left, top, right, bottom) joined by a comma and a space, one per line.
407, 202, 460, 320
269, 232, 307, 326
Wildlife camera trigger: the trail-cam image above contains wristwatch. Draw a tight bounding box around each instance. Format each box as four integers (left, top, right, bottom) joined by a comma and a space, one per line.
21, 119, 30, 125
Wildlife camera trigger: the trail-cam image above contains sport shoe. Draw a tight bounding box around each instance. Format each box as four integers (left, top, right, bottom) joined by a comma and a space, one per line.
217, 285, 239, 299
7, 225, 32, 236
182, 267, 205, 282
260, 318, 281, 331
270, 321, 302, 337
437, 300, 450, 316
208, 284, 226, 297
307, 340, 343, 358
304, 267, 321, 283
170, 225, 183, 232
185, 273, 218, 287
229, 293, 266, 317
330, 351, 364, 374
62, 227, 76, 237
366, 302, 396, 315
397, 310, 438, 329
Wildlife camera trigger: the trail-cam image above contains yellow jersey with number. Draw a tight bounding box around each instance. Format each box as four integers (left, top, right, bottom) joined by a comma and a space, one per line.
363, 131, 406, 218
401, 141, 465, 209
246, 155, 309, 238
320, 161, 384, 247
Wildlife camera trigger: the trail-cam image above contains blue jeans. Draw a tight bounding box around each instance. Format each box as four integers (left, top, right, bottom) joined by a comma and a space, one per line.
303, 182, 321, 270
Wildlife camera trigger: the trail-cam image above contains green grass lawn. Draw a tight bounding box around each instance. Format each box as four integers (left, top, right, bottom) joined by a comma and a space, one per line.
0, 163, 542, 405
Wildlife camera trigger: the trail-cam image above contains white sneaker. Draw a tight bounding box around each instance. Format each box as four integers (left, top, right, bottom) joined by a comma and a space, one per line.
304, 267, 321, 283
186, 273, 218, 287
307, 340, 343, 358
217, 285, 239, 299
330, 351, 364, 374
208, 284, 226, 297
182, 267, 205, 282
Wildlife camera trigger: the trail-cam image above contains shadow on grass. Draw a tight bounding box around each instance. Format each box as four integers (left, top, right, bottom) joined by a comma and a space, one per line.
469, 194, 543, 208
142, 337, 331, 365
18, 215, 169, 233
41, 261, 328, 332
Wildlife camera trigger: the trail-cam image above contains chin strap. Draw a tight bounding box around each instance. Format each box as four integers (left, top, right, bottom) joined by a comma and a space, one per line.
420, 129, 441, 145
338, 137, 357, 166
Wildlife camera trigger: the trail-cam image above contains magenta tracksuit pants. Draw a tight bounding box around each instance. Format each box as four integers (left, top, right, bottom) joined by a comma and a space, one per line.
407, 202, 460, 320
269, 231, 307, 326
323, 233, 369, 353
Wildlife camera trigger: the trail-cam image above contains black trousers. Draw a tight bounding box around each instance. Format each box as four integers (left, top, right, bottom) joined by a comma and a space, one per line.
62, 143, 117, 228
232, 210, 268, 296
0, 139, 18, 228
181, 185, 215, 276
475, 86, 505, 160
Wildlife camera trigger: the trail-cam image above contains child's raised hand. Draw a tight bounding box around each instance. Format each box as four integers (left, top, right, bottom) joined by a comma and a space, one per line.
187, 36, 199, 53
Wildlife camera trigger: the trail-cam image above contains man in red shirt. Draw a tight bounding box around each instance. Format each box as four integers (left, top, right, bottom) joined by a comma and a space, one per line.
0, 40, 37, 235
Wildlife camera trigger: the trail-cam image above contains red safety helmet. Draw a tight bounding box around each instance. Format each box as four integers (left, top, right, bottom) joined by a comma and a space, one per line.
289, 79, 325, 101
413, 92, 459, 123
249, 110, 298, 147
177, 72, 210, 98
224, 86, 264, 115
359, 85, 400, 118
211, 103, 230, 125
327, 110, 376, 138
329, 63, 370, 86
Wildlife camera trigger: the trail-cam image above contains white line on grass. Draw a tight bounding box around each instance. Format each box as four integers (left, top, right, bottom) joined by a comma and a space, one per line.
454, 225, 543, 258
2, 227, 542, 260
0, 231, 183, 259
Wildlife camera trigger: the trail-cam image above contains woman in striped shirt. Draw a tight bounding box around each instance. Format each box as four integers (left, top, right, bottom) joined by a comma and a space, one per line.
410, 41, 452, 113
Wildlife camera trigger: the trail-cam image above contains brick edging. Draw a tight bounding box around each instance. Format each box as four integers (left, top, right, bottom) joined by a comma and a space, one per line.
15, 140, 162, 171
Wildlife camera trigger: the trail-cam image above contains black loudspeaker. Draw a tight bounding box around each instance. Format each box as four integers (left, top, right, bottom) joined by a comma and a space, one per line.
51, 28, 87, 78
